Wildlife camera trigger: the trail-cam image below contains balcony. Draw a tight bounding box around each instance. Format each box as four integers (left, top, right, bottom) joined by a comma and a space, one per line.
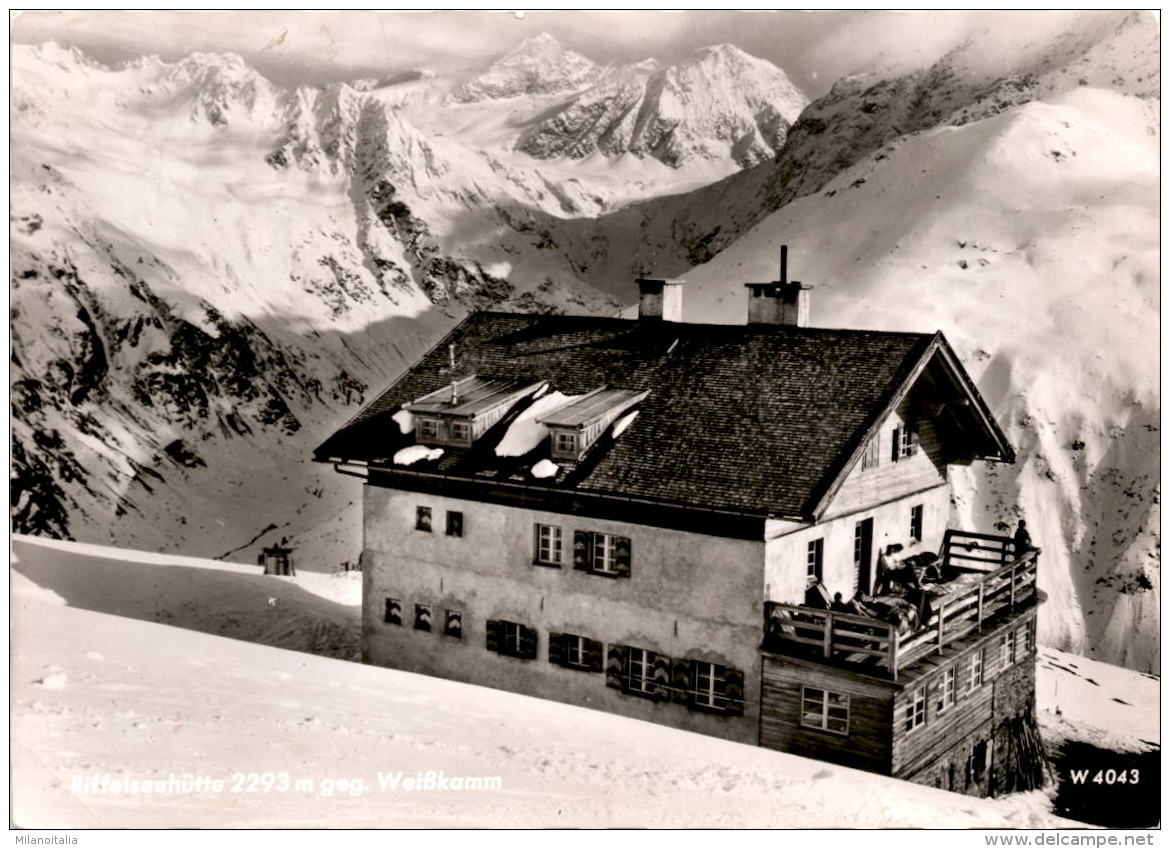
763, 531, 1040, 681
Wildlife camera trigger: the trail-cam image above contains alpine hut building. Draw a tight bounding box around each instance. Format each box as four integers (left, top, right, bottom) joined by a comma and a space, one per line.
315, 248, 1045, 797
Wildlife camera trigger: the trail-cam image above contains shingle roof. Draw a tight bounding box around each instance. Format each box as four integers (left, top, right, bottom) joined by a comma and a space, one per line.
315, 312, 940, 519
405, 375, 542, 417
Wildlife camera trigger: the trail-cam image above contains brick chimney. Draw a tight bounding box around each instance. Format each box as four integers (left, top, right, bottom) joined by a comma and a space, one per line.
636, 277, 684, 322
745, 245, 811, 327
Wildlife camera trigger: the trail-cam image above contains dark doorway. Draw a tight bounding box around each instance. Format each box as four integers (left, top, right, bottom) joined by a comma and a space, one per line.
854, 518, 874, 594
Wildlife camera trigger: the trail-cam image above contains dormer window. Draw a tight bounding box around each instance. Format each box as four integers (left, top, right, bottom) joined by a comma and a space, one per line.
418, 417, 440, 442
404, 375, 544, 449
540, 387, 648, 462
552, 431, 578, 458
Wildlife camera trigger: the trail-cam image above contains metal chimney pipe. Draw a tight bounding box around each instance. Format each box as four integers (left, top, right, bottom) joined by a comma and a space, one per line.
448, 343, 456, 370
450, 380, 458, 405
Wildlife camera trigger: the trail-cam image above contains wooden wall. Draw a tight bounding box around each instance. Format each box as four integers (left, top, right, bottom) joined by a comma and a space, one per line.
824, 396, 947, 521
760, 654, 895, 774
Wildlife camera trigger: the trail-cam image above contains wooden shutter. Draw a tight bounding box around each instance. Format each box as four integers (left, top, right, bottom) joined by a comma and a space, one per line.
613, 536, 632, 578
518, 625, 538, 659
583, 638, 604, 672
891, 427, 901, 462
605, 644, 627, 689
548, 632, 566, 666
651, 653, 672, 701
573, 531, 593, 571
671, 658, 693, 705
485, 619, 501, 653
444, 609, 462, 638
532, 524, 541, 563
722, 667, 745, 716
384, 598, 401, 625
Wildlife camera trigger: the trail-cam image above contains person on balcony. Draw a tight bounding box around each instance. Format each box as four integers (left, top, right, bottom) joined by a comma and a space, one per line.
805, 574, 833, 609
831, 592, 851, 613
1013, 519, 1033, 556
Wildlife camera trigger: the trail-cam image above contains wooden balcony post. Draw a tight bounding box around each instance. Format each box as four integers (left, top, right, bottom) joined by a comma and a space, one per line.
823, 612, 834, 658
977, 582, 985, 632
1010, 562, 1018, 610
889, 626, 899, 681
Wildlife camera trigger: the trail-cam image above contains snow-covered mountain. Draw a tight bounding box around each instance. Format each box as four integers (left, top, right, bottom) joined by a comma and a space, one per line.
679, 84, 1159, 672
447, 33, 603, 103
9, 11, 1160, 676
516, 44, 808, 167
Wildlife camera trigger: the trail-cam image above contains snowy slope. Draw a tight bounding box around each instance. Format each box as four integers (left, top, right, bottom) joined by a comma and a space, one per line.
11, 535, 1077, 828
679, 86, 1159, 673
516, 44, 809, 168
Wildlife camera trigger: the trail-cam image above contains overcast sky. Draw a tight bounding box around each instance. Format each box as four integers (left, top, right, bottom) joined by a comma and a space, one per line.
11, 9, 1118, 98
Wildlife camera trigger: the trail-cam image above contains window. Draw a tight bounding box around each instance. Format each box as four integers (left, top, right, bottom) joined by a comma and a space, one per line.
446, 510, 463, 537
892, 423, 918, 461
548, 632, 602, 671
418, 417, 439, 441
444, 609, 462, 639
1018, 619, 1035, 656
801, 686, 850, 735
966, 650, 983, 694
937, 667, 956, 714
910, 504, 924, 543
574, 531, 631, 577
626, 647, 658, 695
534, 523, 563, 566
905, 686, 926, 731
806, 538, 824, 580
861, 438, 880, 470
449, 420, 471, 442
415, 506, 432, 532
553, 430, 578, 457
688, 661, 745, 715
486, 619, 537, 659
1001, 630, 1016, 667
593, 533, 620, 574
414, 603, 432, 632
384, 598, 401, 626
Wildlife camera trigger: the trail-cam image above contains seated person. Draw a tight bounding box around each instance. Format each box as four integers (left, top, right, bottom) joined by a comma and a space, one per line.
830, 592, 851, 613
804, 574, 833, 609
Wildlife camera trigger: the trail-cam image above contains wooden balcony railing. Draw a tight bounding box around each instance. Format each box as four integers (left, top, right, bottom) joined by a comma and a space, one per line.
763, 532, 1039, 680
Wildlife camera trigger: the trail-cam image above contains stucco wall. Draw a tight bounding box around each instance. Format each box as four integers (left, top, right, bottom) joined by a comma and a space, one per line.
764, 484, 950, 605
361, 485, 766, 744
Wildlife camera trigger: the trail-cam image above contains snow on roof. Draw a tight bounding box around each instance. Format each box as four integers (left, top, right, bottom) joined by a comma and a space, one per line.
613, 410, 639, 437
393, 445, 444, 466
531, 459, 559, 479
391, 409, 414, 434
494, 391, 581, 457
539, 387, 648, 428
404, 375, 543, 417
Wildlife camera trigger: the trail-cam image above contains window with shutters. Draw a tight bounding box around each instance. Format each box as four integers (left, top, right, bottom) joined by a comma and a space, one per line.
684, 660, 745, 715
414, 603, 432, 632
444, 609, 462, 639
486, 619, 538, 660
548, 632, 603, 672
910, 504, 924, 543
415, 506, 432, 532
449, 421, 471, 443
446, 510, 463, 537
892, 423, 918, 461
533, 523, 563, 567
801, 686, 850, 735
626, 647, 659, 695
937, 667, 956, 714
860, 437, 879, 470
905, 686, 926, 732
806, 538, 824, 580
573, 531, 632, 577
384, 598, 401, 626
